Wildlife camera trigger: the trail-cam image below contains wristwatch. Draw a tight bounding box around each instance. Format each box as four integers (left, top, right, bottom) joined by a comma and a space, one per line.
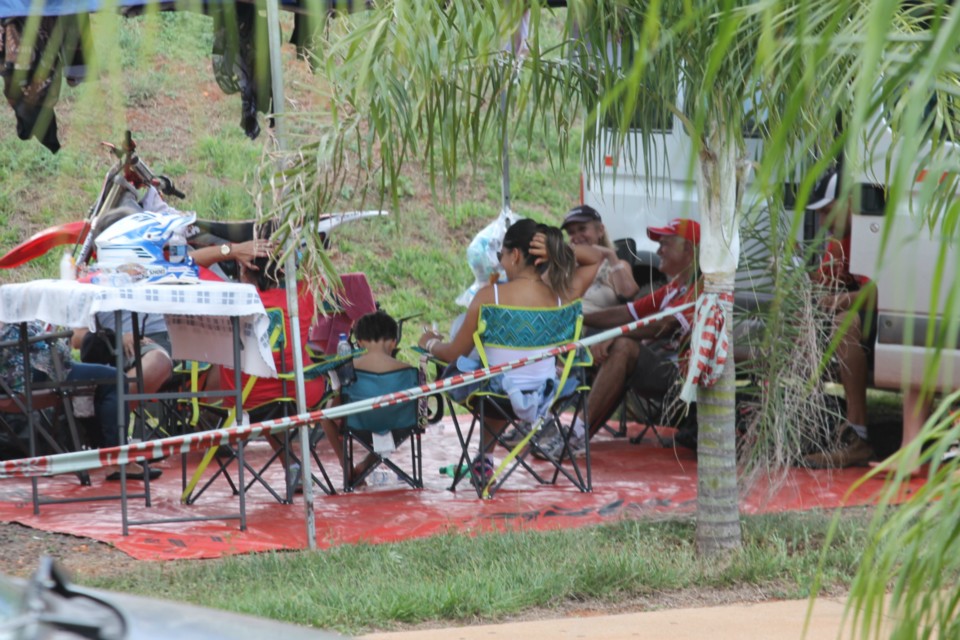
219, 243, 232, 257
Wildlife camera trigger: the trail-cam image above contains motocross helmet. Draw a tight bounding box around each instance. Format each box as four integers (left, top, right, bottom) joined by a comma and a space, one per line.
94, 210, 199, 284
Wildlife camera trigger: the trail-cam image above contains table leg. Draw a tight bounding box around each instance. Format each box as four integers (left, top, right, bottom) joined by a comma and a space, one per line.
18, 323, 40, 515
116, 310, 129, 536
233, 316, 246, 531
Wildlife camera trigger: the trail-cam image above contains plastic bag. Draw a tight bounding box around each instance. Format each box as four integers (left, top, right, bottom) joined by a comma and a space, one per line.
455, 207, 518, 307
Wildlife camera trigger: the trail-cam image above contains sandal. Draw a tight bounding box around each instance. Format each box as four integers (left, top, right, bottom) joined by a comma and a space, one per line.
470, 454, 495, 489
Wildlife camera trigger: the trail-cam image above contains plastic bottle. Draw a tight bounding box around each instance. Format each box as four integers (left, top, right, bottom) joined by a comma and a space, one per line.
368, 468, 391, 486
59, 250, 76, 281
90, 272, 133, 287
439, 464, 469, 478
167, 230, 187, 264
336, 333, 356, 386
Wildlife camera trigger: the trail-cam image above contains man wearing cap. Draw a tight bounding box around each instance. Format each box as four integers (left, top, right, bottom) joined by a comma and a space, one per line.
803, 167, 876, 469
560, 205, 640, 314
579, 218, 702, 448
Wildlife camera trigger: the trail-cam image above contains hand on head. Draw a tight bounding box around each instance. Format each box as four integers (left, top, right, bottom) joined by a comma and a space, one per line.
529, 232, 548, 266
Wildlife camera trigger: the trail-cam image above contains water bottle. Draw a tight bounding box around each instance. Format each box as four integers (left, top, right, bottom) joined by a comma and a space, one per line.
336, 333, 356, 386
90, 272, 133, 287
59, 250, 76, 281
439, 463, 469, 478
168, 230, 187, 264
368, 468, 391, 486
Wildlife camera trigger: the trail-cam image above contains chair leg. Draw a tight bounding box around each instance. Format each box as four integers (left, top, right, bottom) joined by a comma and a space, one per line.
478, 400, 549, 498
289, 426, 336, 497
342, 429, 355, 493
627, 391, 671, 446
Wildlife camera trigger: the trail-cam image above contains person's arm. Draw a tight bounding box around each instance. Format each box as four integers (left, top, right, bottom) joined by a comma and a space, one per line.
583, 302, 679, 339
595, 245, 640, 300
569, 243, 604, 299
583, 304, 635, 330
418, 288, 491, 362
190, 239, 273, 270
528, 233, 603, 299
70, 327, 88, 349
623, 315, 680, 341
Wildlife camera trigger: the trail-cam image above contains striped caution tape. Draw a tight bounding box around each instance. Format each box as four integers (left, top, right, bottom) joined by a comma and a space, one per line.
0, 301, 694, 480
679, 292, 733, 403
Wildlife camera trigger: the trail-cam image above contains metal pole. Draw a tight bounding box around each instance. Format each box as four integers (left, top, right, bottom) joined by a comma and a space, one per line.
264, 0, 316, 549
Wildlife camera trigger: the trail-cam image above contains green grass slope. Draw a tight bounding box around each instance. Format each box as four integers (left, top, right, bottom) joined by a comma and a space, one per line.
0, 12, 580, 345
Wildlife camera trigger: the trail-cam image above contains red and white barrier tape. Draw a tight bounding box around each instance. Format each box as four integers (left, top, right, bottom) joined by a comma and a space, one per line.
679, 291, 733, 403
0, 301, 693, 479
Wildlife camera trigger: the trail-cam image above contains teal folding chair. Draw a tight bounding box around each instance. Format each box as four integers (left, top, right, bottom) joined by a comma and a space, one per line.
340, 367, 425, 492
440, 300, 592, 498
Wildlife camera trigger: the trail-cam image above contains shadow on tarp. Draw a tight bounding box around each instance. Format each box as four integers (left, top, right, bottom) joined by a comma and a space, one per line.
0, 418, 923, 561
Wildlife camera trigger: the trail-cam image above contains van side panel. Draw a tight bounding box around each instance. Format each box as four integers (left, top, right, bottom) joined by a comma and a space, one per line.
851, 211, 960, 391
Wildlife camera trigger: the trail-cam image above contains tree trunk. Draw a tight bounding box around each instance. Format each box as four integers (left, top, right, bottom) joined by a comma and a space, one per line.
695, 282, 741, 554
695, 120, 742, 555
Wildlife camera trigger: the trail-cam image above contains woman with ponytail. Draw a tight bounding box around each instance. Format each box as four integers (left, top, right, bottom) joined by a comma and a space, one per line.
419, 218, 601, 475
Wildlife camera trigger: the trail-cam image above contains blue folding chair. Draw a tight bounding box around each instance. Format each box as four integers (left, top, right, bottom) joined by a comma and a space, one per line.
340, 367, 424, 492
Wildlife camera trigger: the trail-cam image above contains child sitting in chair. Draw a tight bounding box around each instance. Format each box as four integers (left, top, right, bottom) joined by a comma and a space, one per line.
321, 310, 416, 485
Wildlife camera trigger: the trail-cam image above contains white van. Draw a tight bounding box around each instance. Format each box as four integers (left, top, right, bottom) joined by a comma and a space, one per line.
582, 105, 960, 393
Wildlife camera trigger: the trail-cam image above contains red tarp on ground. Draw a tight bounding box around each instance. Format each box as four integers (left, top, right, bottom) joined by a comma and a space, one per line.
0, 419, 921, 561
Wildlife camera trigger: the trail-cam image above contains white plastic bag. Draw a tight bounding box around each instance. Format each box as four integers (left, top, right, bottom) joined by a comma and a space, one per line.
456, 207, 518, 307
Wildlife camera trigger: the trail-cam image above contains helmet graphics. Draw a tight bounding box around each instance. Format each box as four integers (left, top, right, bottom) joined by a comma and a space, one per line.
94, 210, 199, 284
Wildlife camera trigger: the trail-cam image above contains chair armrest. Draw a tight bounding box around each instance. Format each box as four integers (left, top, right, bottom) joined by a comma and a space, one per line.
278, 362, 336, 382
574, 346, 594, 368
305, 341, 327, 361
411, 346, 449, 369
0, 329, 74, 350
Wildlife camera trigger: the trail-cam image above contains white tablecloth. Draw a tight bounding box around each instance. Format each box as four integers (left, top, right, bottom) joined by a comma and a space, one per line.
0, 279, 276, 378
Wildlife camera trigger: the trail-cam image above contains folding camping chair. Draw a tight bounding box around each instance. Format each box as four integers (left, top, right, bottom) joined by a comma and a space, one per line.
339, 367, 425, 492
0, 326, 150, 513
622, 388, 682, 446
182, 307, 336, 505
0, 330, 93, 507
438, 300, 592, 498
306, 272, 378, 357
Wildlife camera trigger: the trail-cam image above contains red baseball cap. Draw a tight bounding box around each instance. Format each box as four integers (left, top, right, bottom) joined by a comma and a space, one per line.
646, 218, 700, 246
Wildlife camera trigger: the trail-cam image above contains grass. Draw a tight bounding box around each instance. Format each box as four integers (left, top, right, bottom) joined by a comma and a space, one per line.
80, 510, 867, 635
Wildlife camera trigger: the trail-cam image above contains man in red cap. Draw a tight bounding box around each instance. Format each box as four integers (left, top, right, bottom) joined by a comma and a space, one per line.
579, 217, 702, 449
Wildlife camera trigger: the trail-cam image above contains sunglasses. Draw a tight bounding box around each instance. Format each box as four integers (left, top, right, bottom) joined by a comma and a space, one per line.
497, 246, 513, 262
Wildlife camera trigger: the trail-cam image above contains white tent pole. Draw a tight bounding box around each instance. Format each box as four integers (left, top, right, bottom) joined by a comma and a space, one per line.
265, 0, 317, 549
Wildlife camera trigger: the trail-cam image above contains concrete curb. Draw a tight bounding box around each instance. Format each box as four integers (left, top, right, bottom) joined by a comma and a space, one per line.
360, 597, 885, 640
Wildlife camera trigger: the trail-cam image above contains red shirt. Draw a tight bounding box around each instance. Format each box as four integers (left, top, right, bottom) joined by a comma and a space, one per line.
815, 234, 868, 291
627, 279, 698, 353
221, 284, 325, 410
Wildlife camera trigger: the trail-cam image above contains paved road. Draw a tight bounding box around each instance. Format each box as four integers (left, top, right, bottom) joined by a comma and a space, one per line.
360, 597, 887, 640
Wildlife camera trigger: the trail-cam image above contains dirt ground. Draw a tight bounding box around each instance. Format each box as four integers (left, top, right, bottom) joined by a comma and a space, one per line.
0, 522, 141, 580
